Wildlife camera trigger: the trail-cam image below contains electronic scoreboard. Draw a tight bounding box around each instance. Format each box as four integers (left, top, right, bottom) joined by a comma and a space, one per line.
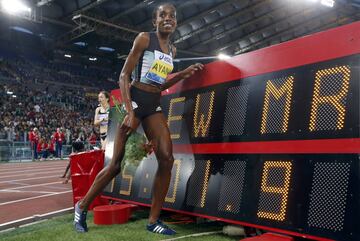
103, 21, 360, 241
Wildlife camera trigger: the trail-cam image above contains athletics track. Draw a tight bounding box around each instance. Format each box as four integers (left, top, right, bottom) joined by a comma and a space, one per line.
0, 160, 73, 230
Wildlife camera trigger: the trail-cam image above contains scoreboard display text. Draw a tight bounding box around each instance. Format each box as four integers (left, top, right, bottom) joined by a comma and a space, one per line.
103, 22, 360, 241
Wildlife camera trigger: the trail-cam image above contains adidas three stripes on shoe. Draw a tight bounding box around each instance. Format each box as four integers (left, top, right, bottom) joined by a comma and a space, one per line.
74, 201, 88, 233
146, 219, 176, 235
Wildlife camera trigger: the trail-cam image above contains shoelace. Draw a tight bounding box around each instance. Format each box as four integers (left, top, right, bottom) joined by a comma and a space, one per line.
156, 220, 170, 229
80, 211, 87, 224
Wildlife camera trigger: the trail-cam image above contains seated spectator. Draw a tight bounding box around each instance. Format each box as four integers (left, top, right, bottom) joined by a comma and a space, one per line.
37, 137, 48, 161
88, 130, 98, 149
62, 140, 85, 184
48, 138, 56, 158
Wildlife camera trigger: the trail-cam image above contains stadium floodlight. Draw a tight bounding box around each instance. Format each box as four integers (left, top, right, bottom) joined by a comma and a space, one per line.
320, 0, 335, 7
173, 54, 233, 62
99, 46, 115, 52
1, 0, 31, 14
37, 0, 54, 7
218, 53, 231, 60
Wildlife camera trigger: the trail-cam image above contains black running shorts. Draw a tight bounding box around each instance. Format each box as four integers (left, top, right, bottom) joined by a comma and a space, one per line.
130, 85, 162, 120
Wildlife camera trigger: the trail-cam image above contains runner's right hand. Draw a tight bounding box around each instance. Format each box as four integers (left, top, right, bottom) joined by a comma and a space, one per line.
123, 111, 137, 135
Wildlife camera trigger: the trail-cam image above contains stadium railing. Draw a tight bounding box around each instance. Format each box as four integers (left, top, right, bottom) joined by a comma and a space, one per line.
0, 140, 101, 162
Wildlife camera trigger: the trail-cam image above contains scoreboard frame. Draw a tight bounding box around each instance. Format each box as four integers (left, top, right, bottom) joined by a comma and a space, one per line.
103, 21, 360, 241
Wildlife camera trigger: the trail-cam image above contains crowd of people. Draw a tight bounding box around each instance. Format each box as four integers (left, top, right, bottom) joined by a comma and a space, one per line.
0, 83, 96, 138
0, 46, 117, 90
0, 54, 116, 160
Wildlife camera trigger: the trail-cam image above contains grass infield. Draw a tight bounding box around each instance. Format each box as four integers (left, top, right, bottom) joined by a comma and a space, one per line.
0, 209, 243, 241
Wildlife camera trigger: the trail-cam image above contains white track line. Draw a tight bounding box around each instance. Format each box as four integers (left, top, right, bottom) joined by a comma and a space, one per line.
0, 190, 72, 206
0, 175, 61, 184
0, 166, 67, 175
0, 170, 63, 179
0, 207, 73, 230
36, 185, 71, 191
0, 190, 57, 194
0, 163, 68, 172
0, 162, 68, 169
0, 181, 67, 191
0, 160, 67, 165
0, 167, 67, 174
160, 231, 223, 241
5, 181, 31, 186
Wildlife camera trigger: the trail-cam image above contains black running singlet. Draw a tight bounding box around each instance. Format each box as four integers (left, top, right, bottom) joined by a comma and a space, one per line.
133, 32, 174, 86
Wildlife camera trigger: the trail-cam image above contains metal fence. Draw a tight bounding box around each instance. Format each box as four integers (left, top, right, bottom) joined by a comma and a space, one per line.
0, 141, 101, 162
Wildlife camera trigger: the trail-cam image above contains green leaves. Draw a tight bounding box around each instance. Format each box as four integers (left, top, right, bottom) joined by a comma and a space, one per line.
111, 96, 148, 167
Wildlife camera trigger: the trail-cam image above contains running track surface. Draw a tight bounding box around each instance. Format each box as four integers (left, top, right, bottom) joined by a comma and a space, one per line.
0, 160, 73, 225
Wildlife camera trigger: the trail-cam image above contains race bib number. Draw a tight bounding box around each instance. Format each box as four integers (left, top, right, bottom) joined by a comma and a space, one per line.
145, 50, 173, 84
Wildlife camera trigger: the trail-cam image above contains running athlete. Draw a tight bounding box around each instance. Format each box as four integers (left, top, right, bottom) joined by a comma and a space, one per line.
94, 91, 110, 150
74, 2, 203, 235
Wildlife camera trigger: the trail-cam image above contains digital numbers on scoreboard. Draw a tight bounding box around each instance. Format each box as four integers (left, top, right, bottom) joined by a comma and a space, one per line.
257, 161, 292, 221
163, 57, 358, 143
105, 154, 358, 241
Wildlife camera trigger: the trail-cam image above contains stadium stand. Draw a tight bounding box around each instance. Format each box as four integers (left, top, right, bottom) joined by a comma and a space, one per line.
0, 44, 118, 161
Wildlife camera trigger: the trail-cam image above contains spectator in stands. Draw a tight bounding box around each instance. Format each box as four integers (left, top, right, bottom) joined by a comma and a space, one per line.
48, 137, 56, 158
77, 127, 86, 143
37, 137, 48, 161
88, 130, 97, 149
65, 128, 71, 144
61, 128, 85, 181
34, 104, 41, 113
54, 127, 65, 159
93, 91, 110, 150
29, 127, 39, 160
0, 127, 7, 140
61, 138, 85, 184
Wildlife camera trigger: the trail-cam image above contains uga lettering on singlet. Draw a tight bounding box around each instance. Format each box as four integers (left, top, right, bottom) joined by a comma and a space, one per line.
145, 50, 173, 84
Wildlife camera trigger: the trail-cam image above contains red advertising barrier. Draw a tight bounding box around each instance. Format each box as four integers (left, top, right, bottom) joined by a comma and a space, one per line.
70, 150, 108, 210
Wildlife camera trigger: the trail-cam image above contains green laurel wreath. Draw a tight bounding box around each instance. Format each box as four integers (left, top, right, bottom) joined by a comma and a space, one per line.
112, 96, 148, 167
